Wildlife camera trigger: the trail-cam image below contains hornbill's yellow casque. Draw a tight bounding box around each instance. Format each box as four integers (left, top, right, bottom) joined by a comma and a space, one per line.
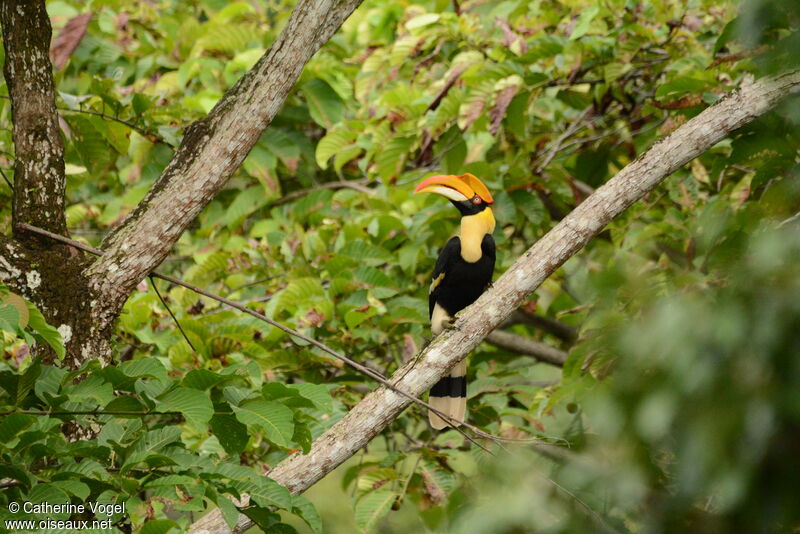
414, 173, 496, 429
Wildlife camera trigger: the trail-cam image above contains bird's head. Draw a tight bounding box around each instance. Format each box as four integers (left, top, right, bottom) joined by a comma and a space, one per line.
413, 173, 494, 217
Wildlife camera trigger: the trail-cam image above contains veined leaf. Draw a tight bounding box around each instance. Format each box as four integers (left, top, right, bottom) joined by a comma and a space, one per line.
232, 399, 294, 447
303, 78, 345, 128
156, 387, 214, 428
26, 304, 65, 359
354, 490, 398, 532
316, 128, 357, 169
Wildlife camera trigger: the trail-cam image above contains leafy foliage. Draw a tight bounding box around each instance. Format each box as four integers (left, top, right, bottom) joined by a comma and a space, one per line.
1, 0, 799, 532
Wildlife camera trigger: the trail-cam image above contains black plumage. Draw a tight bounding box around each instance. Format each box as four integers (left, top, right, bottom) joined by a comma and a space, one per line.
429, 234, 496, 319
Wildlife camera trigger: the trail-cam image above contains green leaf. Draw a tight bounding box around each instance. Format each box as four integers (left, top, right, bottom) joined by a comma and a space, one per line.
0, 413, 36, 444
182, 369, 228, 390
375, 136, 414, 181
303, 78, 345, 128
16, 358, 42, 405
51, 480, 90, 500
28, 484, 71, 517
209, 414, 250, 454
120, 358, 168, 381
241, 507, 281, 531
354, 490, 398, 531
287, 383, 333, 412
655, 77, 709, 99
26, 305, 65, 359
265, 524, 299, 534
316, 128, 357, 168
291, 420, 312, 453
213, 492, 241, 530
0, 302, 20, 331
230, 478, 292, 509
570, 6, 600, 40
140, 519, 180, 534
232, 399, 294, 448
156, 387, 214, 428
292, 495, 322, 534
104, 394, 147, 416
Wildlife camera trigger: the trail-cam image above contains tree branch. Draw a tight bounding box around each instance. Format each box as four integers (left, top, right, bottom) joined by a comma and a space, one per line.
0, 0, 67, 236
84, 0, 364, 327
189, 70, 800, 534
505, 310, 578, 343
485, 330, 566, 366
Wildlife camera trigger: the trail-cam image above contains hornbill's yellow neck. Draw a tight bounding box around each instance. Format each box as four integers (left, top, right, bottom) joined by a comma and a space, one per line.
413, 172, 496, 262
459, 207, 495, 263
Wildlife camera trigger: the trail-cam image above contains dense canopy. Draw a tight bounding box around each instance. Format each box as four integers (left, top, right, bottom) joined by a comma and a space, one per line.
1, 0, 799, 533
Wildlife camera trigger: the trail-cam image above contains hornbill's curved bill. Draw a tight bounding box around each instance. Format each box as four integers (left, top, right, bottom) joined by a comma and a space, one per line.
414, 173, 496, 430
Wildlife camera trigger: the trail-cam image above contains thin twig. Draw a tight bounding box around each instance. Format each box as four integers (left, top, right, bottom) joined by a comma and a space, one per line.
0, 167, 12, 190
535, 105, 595, 174
0, 94, 164, 142
60, 107, 163, 142
506, 310, 578, 343
485, 330, 566, 366
149, 275, 197, 353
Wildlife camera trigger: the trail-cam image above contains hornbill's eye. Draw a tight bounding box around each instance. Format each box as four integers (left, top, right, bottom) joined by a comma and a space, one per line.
471, 195, 482, 205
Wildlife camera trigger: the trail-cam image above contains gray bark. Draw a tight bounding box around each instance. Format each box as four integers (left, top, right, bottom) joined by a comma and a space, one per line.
0, 0, 96, 367
1, 0, 67, 236
189, 70, 800, 534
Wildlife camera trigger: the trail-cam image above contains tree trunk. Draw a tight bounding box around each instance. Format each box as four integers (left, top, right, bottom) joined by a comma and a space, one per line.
0, 0, 100, 367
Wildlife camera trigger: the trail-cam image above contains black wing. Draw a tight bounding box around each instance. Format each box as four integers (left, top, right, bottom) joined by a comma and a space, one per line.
428, 237, 461, 318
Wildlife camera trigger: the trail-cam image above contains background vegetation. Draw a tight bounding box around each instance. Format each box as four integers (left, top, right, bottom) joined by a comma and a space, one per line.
1, 0, 798, 532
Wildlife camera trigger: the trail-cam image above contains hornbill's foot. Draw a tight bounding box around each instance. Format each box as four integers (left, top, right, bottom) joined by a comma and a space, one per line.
443, 317, 459, 331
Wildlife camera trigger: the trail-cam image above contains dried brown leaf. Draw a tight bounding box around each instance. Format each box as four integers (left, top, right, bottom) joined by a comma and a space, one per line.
50, 13, 92, 70
496, 17, 528, 55
427, 64, 466, 112
489, 84, 519, 135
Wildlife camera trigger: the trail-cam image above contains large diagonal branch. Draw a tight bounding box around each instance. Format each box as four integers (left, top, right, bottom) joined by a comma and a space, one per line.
0, 0, 67, 236
85, 0, 363, 317
190, 70, 800, 534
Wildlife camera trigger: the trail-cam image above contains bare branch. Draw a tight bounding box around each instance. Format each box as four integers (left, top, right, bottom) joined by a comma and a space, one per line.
506, 310, 578, 343
85, 0, 364, 325
485, 330, 566, 366
0, 0, 67, 235
189, 69, 800, 534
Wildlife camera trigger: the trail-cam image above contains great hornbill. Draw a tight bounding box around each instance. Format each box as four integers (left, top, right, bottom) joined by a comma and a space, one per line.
414, 173, 496, 429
